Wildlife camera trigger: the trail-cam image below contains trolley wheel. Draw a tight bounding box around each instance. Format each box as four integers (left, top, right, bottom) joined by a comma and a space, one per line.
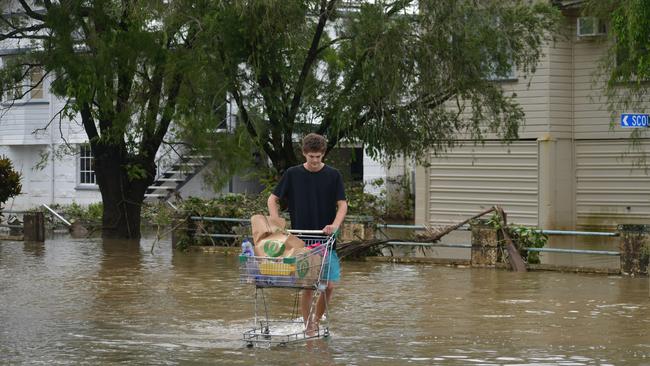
246, 342, 254, 348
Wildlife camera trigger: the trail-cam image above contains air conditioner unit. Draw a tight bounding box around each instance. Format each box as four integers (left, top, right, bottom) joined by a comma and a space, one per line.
577, 17, 607, 37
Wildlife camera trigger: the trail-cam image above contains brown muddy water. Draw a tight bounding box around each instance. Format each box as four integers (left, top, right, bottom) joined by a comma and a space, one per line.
0, 235, 649, 365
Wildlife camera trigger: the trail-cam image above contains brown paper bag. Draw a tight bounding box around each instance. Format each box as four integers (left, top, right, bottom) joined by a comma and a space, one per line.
250, 215, 305, 257
251, 214, 286, 244
292, 247, 323, 285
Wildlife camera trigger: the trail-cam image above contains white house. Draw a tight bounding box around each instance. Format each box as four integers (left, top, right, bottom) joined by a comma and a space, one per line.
0, 65, 397, 212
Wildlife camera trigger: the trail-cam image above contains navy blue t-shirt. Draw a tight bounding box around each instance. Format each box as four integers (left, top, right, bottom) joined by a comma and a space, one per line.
273, 164, 346, 231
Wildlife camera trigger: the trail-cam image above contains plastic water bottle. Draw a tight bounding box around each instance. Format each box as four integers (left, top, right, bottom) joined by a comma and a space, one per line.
241, 238, 254, 256
241, 238, 255, 284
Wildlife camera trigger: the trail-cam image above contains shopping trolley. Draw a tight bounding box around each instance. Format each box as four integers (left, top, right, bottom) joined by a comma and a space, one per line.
239, 230, 336, 347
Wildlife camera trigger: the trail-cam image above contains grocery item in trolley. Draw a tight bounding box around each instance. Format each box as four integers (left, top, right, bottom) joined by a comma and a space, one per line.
239, 241, 328, 288
250, 214, 305, 257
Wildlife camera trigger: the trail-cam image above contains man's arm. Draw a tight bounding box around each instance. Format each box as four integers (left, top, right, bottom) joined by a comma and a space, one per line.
324, 200, 348, 235
267, 193, 281, 219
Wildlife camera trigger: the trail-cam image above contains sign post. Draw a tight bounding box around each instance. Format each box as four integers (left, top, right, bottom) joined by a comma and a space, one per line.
621, 113, 649, 128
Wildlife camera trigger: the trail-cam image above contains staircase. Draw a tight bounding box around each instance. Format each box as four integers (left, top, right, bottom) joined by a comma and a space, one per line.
144, 152, 210, 202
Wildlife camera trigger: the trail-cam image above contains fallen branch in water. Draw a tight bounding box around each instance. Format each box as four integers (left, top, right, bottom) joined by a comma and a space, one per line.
337, 238, 390, 259
338, 207, 497, 259
495, 205, 527, 272
415, 206, 496, 242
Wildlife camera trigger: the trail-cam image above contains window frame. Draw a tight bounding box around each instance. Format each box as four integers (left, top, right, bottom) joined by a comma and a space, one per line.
0, 55, 48, 105
77, 144, 98, 189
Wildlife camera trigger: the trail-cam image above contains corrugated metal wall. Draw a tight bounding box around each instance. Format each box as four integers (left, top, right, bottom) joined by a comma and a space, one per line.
428, 141, 539, 226
575, 140, 650, 229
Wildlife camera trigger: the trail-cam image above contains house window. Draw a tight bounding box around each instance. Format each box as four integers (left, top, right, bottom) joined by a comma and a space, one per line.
486, 59, 517, 81
0, 57, 45, 102
79, 144, 96, 185
29, 67, 44, 99
614, 39, 649, 82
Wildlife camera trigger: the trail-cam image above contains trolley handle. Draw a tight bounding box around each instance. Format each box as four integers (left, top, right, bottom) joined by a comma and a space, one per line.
287, 229, 339, 238
287, 229, 324, 235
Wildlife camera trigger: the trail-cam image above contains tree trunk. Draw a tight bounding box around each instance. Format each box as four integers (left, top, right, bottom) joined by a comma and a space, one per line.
94, 148, 155, 239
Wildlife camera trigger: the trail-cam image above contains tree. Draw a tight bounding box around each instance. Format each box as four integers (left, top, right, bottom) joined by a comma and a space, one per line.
0, 0, 232, 238
585, 0, 650, 121
205, 0, 560, 174
0, 155, 21, 214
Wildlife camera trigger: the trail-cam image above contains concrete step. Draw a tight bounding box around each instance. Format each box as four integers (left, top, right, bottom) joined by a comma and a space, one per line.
173, 162, 203, 167
144, 193, 167, 198
148, 186, 176, 190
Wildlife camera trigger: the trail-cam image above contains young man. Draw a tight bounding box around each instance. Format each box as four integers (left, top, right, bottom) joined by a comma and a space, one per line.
267, 133, 348, 334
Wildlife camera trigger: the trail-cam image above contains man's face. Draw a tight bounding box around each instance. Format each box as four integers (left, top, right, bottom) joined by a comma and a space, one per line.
302, 150, 324, 170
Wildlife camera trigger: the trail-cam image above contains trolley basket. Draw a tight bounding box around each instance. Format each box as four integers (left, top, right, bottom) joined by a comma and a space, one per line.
239, 232, 335, 289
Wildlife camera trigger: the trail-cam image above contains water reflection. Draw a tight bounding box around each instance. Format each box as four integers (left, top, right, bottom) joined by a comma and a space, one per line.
0, 235, 648, 365
22, 241, 45, 258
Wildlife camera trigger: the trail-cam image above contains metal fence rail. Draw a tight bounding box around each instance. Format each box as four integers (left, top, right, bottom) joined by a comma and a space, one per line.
189, 216, 622, 257
383, 241, 621, 256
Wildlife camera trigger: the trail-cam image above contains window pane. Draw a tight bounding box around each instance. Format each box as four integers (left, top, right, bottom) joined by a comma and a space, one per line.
30, 67, 43, 99
79, 144, 96, 185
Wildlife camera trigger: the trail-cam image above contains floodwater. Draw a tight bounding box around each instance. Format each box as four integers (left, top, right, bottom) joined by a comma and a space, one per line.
1, 236, 649, 365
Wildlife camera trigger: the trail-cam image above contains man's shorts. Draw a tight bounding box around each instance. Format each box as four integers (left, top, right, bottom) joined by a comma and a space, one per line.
321, 250, 341, 282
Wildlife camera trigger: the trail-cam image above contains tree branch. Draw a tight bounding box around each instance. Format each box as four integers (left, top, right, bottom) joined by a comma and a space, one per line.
150, 71, 182, 158
0, 23, 46, 41
287, 0, 337, 125
385, 0, 416, 17
315, 36, 352, 56
80, 102, 99, 142
141, 63, 164, 147
16, 0, 45, 21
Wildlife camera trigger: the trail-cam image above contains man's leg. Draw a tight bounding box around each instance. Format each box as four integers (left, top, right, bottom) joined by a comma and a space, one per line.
301, 289, 314, 328
312, 282, 335, 328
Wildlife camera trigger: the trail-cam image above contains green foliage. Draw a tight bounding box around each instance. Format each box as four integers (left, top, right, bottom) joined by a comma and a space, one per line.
141, 202, 175, 228
0, 1, 559, 237
346, 177, 414, 221
0, 155, 22, 213
345, 181, 385, 219
204, 0, 560, 172
488, 212, 548, 264
175, 195, 269, 246
585, 1, 650, 137
53, 202, 103, 227
507, 225, 548, 264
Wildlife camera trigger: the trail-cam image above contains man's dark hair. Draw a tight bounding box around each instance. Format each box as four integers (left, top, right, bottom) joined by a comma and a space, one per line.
302, 133, 327, 153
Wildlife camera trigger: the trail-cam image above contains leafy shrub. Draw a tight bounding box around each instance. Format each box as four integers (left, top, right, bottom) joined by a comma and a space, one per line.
0, 155, 22, 214
488, 212, 547, 264
346, 176, 414, 221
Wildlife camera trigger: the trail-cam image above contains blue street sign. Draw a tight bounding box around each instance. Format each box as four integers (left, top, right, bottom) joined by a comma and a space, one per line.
621, 113, 649, 128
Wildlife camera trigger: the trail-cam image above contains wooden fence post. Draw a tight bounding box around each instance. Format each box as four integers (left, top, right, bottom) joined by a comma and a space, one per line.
470, 219, 499, 267
618, 224, 649, 276
23, 212, 45, 242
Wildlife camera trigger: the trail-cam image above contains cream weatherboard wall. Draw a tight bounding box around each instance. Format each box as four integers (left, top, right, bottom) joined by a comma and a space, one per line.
575, 140, 650, 230
424, 141, 539, 227
571, 16, 650, 230
416, 13, 650, 230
